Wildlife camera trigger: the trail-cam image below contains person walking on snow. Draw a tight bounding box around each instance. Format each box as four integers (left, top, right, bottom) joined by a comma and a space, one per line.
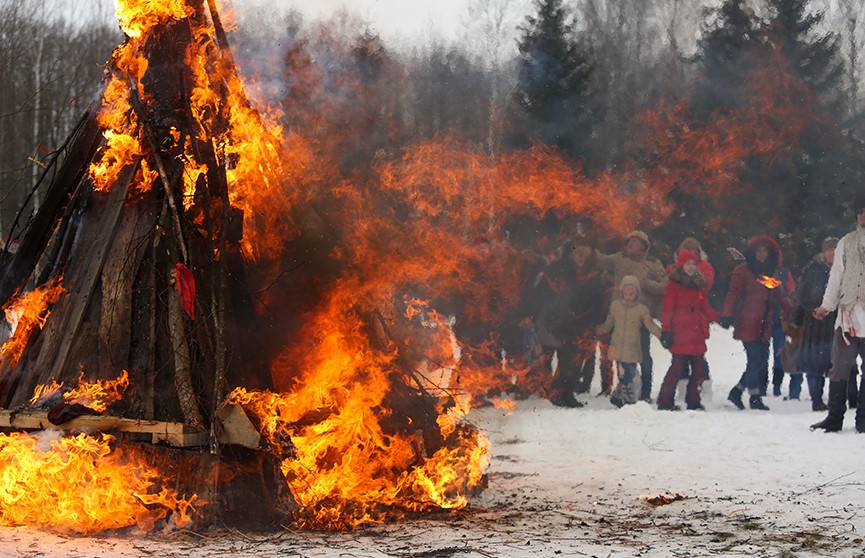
656, 250, 720, 411
596, 275, 662, 407
720, 235, 792, 411
811, 194, 865, 432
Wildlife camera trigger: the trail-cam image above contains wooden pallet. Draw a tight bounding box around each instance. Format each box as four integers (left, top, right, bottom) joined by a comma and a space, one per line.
0, 403, 261, 449
0, 409, 208, 447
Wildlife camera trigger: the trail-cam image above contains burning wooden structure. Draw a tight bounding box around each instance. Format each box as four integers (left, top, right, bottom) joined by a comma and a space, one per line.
0, 0, 486, 533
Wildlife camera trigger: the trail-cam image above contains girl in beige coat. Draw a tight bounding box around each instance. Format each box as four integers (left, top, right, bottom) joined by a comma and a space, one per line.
597, 275, 662, 406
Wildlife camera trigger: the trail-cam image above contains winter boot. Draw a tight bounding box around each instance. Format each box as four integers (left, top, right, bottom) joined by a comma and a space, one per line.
749, 395, 770, 411
807, 375, 827, 412
856, 378, 865, 433
849, 374, 859, 410
727, 386, 745, 410
810, 380, 848, 432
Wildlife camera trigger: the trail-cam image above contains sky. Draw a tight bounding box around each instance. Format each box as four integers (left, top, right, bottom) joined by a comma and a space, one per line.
53, 0, 531, 48
251, 0, 477, 43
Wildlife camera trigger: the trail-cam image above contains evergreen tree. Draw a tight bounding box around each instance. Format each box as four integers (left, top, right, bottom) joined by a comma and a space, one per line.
762, 0, 847, 256
513, 0, 593, 159
765, 0, 844, 112
690, 0, 851, 271
693, 0, 763, 117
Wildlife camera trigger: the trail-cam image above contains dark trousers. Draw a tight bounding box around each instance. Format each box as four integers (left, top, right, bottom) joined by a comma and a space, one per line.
640, 326, 653, 399
737, 340, 770, 395
828, 329, 865, 381
657, 354, 707, 408
599, 341, 614, 394
766, 320, 786, 394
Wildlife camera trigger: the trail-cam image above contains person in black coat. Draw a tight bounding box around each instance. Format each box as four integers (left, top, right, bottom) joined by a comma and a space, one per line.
791, 237, 838, 411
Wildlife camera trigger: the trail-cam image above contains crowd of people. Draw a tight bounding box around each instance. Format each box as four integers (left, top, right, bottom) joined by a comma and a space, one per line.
518, 195, 865, 433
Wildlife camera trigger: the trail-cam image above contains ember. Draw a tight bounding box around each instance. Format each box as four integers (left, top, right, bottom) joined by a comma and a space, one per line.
639, 492, 686, 506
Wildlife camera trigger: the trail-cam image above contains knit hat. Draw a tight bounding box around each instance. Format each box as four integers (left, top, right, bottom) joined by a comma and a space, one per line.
625, 230, 650, 249
676, 250, 699, 269
822, 236, 839, 251
620, 275, 641, 294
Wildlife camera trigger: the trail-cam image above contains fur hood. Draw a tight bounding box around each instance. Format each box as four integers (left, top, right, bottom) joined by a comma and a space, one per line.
745, 235, 781, 277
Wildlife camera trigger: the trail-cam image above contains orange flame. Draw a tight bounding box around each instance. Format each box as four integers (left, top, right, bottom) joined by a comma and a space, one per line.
30, 370, 131, 413
113, 0, 195, 39
758, 275, 782, 289
0, 431, 197, 533
1, 277, 65, 368
227, 284, 489, 529
490, 396, 517, 414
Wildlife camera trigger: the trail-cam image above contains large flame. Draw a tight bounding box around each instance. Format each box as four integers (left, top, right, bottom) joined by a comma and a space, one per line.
229, 283, 489, 529
0, 431, 197, 533
0, 276, 65, 368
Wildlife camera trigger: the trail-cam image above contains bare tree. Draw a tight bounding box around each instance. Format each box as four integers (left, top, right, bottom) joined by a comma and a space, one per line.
836, 0, 865, 120
0, 0, 117, 245
461, 0, 526, 155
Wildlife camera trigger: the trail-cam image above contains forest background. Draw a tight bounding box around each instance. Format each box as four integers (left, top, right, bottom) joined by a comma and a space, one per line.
3, 0, 865, 303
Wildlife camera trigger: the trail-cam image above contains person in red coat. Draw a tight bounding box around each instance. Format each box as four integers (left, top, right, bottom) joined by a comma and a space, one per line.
665, 237, 716, 403
657, 250, 720, 410
720, 235, 793, 411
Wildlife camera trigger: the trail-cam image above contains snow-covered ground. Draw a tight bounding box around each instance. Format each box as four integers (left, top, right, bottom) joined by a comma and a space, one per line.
2, 325, 864, 557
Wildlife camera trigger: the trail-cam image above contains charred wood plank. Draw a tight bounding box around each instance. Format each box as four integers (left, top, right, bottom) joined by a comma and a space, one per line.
3, 162, 137, 408
98, 199, 153, 374
0, 409, 197, 436
0, 111, 102, 307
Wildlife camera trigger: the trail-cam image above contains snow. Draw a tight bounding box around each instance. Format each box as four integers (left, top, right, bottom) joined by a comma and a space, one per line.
2, 325, 865, 557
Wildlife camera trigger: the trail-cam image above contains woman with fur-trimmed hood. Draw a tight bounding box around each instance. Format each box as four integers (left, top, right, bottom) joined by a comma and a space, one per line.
720, 235, 792, 411
656, 250, 720, 410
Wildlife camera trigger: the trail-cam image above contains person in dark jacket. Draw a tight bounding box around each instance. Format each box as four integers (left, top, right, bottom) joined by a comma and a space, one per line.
565, 244, 608, 396
720, 235, 792, 411
657, 250, 720, 411
545, 245, 607, 408
791, 237, 838, 410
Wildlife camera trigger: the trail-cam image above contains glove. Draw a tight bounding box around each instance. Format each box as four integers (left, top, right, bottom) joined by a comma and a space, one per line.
719, 317, 734, 329
660, 331, 673, 349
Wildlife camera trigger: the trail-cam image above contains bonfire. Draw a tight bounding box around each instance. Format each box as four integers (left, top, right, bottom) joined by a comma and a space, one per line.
0, 0, 487, 533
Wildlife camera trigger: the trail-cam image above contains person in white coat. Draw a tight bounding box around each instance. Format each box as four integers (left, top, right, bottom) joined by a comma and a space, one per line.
811, 194, 865, 432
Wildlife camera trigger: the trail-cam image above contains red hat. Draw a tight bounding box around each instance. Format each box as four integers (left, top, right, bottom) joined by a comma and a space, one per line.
676, 250, 698, 269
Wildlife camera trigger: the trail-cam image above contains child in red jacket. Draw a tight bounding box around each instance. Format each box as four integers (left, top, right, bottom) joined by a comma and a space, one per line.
657, 250, 720, 411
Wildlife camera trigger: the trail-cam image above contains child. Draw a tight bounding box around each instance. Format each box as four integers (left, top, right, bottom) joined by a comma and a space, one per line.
657, 250, 720, 411
597, 275, 662, 407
